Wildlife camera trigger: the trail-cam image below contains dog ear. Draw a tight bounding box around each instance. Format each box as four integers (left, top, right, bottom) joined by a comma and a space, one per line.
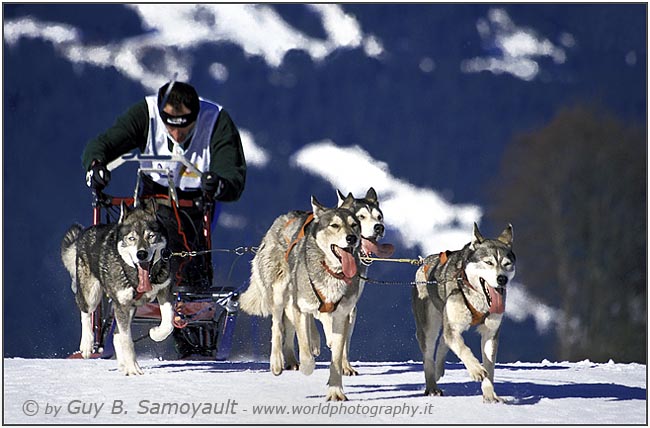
365, 187, 378, 204
497, 224, 514, 247
336, 190, 347, 207
470, 222, 484, 249
338, 193, 355, 210
311, 195, 326, 220
142, 198, 157, 214
118, 201, 129, 223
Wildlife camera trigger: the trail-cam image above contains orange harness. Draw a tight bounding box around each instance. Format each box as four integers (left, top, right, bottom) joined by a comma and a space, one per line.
423, 251, 488, 326
284, 213, 314, 261
283, 213, 346, 313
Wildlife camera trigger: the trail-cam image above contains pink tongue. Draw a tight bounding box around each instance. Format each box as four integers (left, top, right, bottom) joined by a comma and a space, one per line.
137, 263, 153, 294
335, 246, 357, 278
361, 238, 396, 258
488, 286, 506, 314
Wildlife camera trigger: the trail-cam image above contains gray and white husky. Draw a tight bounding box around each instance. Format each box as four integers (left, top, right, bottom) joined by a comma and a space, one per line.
61, 200, 173, 375
240, 196, 362, 401
311, 188, 394, 375
411, 223, 515, 402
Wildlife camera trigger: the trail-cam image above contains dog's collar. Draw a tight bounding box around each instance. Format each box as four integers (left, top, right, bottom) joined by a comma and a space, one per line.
321, 260, 354, 285
456, 268, 477, 292
456, 285, 489, 326
301, 259, 352, 313
307, 260, 352, 313
441, 253, 486, 326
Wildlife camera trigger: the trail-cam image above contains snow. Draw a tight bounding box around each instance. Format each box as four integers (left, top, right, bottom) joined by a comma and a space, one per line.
291, 141, 482, 254
4, 5, 381, 91
3, 358, 646, 425
461, 8, 569, 81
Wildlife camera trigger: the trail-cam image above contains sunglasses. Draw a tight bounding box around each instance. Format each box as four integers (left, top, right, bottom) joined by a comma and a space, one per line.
159, 109, 198, 128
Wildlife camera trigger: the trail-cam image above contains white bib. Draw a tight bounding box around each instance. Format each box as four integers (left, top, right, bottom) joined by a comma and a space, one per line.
143, 96, 221, 190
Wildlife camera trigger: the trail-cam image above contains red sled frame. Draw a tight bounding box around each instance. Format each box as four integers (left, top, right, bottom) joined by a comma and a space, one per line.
78, 152, 240, 361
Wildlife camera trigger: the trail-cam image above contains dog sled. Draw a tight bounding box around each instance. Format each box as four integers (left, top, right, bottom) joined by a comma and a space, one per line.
68, 152, 246, 361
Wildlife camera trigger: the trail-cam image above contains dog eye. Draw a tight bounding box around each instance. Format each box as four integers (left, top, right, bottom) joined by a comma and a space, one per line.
357, 214, 366, 220
377, 214, 383, 222
127, 236, 136, 242
483, 259, 494, 266
330, 223, 340, 230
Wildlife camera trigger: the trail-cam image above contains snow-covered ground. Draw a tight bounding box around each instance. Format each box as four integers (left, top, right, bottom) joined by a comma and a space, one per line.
3, 358, 646, 425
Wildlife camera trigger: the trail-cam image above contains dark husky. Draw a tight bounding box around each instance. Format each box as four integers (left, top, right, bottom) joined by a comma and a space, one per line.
412, 223, 515, 402
61, 199, 172, 375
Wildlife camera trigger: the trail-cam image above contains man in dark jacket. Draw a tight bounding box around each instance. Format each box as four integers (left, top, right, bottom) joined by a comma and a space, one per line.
83, 81, 247, 289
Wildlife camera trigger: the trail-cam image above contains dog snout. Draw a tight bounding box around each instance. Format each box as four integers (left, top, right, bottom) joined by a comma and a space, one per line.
374, 223, 385, 236
497, 275, 508, 286
346, 234, 357, 246
136, 250, 149, 261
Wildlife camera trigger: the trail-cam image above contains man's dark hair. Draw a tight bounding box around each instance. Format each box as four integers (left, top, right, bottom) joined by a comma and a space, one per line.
157, 81, 200, 113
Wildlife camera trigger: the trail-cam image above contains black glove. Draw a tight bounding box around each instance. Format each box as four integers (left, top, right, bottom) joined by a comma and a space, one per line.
201, 172, 224, 198
86, 162, 111, 190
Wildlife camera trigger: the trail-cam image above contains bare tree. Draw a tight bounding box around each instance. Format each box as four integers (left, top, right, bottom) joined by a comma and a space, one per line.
488, 104, 646, 362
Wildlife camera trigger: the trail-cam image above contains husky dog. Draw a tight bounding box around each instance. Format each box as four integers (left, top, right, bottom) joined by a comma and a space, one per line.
411, 223, 515, 402
241, 196, 362, 401
310, 189, 394, 375
61, 200, 173, 375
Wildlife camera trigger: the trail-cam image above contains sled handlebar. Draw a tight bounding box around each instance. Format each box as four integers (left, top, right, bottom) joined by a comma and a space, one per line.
106, 152, 204, 177
97, 152, 209, 210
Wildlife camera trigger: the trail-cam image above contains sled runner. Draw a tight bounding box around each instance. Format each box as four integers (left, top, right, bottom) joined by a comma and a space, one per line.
68, 152, 244, 361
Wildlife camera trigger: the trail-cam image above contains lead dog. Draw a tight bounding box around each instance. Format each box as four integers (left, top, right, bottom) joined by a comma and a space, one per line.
61, 200, 173, 375
312, 189, 394, 375
241, 196, 362, 401
411, 223, 515, 402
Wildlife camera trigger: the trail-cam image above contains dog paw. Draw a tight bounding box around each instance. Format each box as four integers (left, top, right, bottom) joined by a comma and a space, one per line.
326, 386, 348, 402
270, 355, 284, 376
342, 362, 358, 376
424, 388, 444, 396
149, 325, 173, 342
120, 361, 144, 376
299, 357, 315, 376
467, 363, 488, 381
481, 378, 504, 403
483, 393, 505, 404
79, 340, 93, 359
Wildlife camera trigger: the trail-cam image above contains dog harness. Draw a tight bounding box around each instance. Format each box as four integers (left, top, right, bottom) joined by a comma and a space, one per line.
429, 251, 490, 326
283, 213, 349, 313
284, 213, 314, 261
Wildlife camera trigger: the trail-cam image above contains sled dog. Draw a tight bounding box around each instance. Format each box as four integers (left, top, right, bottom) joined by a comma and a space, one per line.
241, 196, 362, 401
411, 223, 515, 402
287, 188, 394, 376
61, 200, 173, 375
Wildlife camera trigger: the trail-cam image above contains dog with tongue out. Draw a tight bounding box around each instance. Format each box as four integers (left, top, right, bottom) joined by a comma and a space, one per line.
411, 223, 515, 403
61, 199, 172, 375
241, 194, 367, 401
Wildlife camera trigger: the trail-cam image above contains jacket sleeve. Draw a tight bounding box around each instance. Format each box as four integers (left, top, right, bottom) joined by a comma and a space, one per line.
209, 109, 247, 202
82, 100, 149, 170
